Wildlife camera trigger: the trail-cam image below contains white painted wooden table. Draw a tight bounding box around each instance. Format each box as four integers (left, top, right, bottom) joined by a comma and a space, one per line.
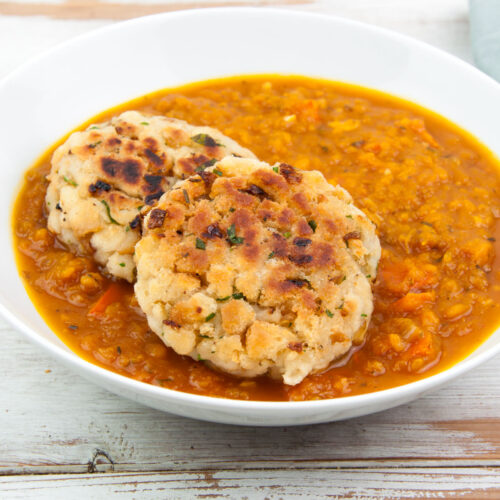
2, 1, 500, 498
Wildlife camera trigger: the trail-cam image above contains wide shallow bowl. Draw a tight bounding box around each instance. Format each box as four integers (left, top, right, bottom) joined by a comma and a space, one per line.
1, 8, 500, 426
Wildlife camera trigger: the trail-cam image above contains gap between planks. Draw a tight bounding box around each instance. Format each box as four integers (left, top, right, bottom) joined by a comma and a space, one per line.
3, 459, 500, 477
0, 0, 312, 20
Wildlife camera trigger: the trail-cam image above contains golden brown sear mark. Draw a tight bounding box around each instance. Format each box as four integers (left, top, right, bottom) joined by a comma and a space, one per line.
147, 208, 167, 230
100, 157, 142, 185
143, 148, 164, 166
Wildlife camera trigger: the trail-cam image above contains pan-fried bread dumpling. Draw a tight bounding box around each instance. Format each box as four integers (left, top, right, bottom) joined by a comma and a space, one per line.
134, 157, 381, 385
45, 111, 256, 281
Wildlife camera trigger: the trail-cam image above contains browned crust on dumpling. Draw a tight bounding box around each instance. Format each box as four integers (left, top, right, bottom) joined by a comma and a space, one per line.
134, 157, 381, 384
45, 111, 255, 281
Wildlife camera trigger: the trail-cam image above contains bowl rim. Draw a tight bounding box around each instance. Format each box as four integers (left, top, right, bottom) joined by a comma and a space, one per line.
2, 6, 500, 412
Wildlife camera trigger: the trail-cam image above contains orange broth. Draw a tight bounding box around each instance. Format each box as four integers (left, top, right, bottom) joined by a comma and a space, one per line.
12, 75, 500, 401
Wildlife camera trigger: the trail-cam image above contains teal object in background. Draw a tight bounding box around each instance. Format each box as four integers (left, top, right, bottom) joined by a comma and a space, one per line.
470, 0, 500, 81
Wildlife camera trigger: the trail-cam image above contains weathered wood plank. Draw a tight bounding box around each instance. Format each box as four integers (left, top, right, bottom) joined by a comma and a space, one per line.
0, 0, 312, 20
1, 468, 500, 499
1, 321, 500, 474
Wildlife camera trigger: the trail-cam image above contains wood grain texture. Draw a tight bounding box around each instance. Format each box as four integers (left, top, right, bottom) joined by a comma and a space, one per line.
2, 321, 500, 476
1, 468, 500, 499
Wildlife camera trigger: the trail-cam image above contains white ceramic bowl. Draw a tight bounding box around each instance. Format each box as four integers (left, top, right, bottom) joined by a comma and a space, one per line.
1, 8, 500, 426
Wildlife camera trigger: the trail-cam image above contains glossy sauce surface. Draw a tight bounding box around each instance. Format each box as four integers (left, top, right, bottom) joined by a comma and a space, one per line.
13, 76, 500, 401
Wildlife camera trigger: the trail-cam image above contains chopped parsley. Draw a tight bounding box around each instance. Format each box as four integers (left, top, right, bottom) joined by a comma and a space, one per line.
195, 158, 217, 172
268, 251, 275, 259
158, 377, 174, 385
89, 140, 102, 149
216, 296, 231, 302
119, 262, 125, 267
89, 126, 99, 130
229, 207, 235, 212
100, 200, 119, 225
213, 168, 223, 177
232, 292, 244, 300
140, 121, 149, 125
308, 220, 317, 233
346, 214, 353, 219
199, 334, 211, 339
227, 224, 244, 245
191, 133, 222, 147
366, 274, 371, 279
195, 238, 206, 250
272, 166, 279, 173
325, 309, 334, 318
361, 313, 368, 317
182, 189, 190, 205
197, 354, 205, 361
63, 176, 77, 187
205, 312, 216, 322
283, 231, 291, 239
336, 301, 344, 310
287, 278, 311, 289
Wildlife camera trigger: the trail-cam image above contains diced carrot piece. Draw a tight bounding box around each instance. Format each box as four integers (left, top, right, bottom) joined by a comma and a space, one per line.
397, 118, 439, 148
88, 282, 124, 316
378, 261, 410, 295
379, 259, 438, 296
461, 238, 493, 268
406, 331, 433, 359
293, 99, 321, 123
390, 292, 435, 313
